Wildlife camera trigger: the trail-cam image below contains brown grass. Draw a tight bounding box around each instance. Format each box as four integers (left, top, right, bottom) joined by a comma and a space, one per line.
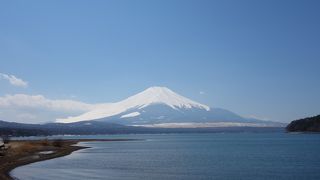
0, 140, 83, 180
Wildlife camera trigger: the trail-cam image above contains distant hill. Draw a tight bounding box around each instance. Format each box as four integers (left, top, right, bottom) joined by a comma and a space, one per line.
286, 115, 320, 132
0, 120, 142, 136
0, 120, 283, 136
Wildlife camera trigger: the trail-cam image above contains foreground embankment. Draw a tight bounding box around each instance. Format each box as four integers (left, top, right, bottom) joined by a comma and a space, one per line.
0, 139, 135, 180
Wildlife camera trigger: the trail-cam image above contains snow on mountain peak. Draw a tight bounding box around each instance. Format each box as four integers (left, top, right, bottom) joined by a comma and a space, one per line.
57, 86, 210, 123
126, 86, 210, 110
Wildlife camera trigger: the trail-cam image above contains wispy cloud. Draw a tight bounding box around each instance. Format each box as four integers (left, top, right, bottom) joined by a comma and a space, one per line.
199, 91, 205, 95
247, 115, 270, 121
0, 73, 28, 87
0, 94, 96, 112
0, 94, 105, 123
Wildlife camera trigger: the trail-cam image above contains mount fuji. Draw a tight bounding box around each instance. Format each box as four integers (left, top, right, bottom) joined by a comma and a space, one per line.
58, 87, 283, 127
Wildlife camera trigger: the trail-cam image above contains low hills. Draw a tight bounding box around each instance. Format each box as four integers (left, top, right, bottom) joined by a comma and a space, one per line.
286, 115, 320, 132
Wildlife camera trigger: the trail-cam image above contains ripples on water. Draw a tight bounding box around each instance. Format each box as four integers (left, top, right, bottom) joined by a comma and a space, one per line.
11, 133, 320, 180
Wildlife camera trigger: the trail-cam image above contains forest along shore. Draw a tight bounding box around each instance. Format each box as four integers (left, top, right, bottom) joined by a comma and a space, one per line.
0, 138, 137, 180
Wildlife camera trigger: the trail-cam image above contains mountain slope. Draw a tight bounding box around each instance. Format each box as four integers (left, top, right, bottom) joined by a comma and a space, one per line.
58, 87, 209, 123
58, 87, 283, 127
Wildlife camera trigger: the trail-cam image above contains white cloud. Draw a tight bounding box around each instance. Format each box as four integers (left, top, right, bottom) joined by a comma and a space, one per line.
17, 113, 37, 120
247, 115, 270, 121
0, 94, 106, 123
0, 94, 96, 112
199, 91, 205, 95
0, 73, 28, 87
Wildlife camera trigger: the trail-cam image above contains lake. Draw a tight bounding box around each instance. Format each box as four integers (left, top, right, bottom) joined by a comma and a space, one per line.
11, 133, 320, 180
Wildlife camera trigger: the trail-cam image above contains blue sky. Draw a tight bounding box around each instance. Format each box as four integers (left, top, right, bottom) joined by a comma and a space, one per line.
1, 0, 320, 123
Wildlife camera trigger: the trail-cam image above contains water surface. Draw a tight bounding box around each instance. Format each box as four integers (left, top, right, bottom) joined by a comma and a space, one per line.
11, 133, 320, 180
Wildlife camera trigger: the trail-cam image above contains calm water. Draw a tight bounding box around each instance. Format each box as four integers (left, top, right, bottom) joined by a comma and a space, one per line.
11, 133, 320, 180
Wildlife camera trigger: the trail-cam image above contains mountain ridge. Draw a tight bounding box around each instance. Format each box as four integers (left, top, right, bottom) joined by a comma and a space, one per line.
58, 86, 210, 123
57, 87, 284, 127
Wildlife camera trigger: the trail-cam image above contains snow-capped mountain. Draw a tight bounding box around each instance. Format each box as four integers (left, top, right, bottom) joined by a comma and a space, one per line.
58, 87, 283, 127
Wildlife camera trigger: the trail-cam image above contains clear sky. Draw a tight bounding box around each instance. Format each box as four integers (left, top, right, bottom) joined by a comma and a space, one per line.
1, 0, 320, 123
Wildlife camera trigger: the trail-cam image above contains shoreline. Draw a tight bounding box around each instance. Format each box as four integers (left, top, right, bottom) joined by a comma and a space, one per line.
0, 139, 136, 180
